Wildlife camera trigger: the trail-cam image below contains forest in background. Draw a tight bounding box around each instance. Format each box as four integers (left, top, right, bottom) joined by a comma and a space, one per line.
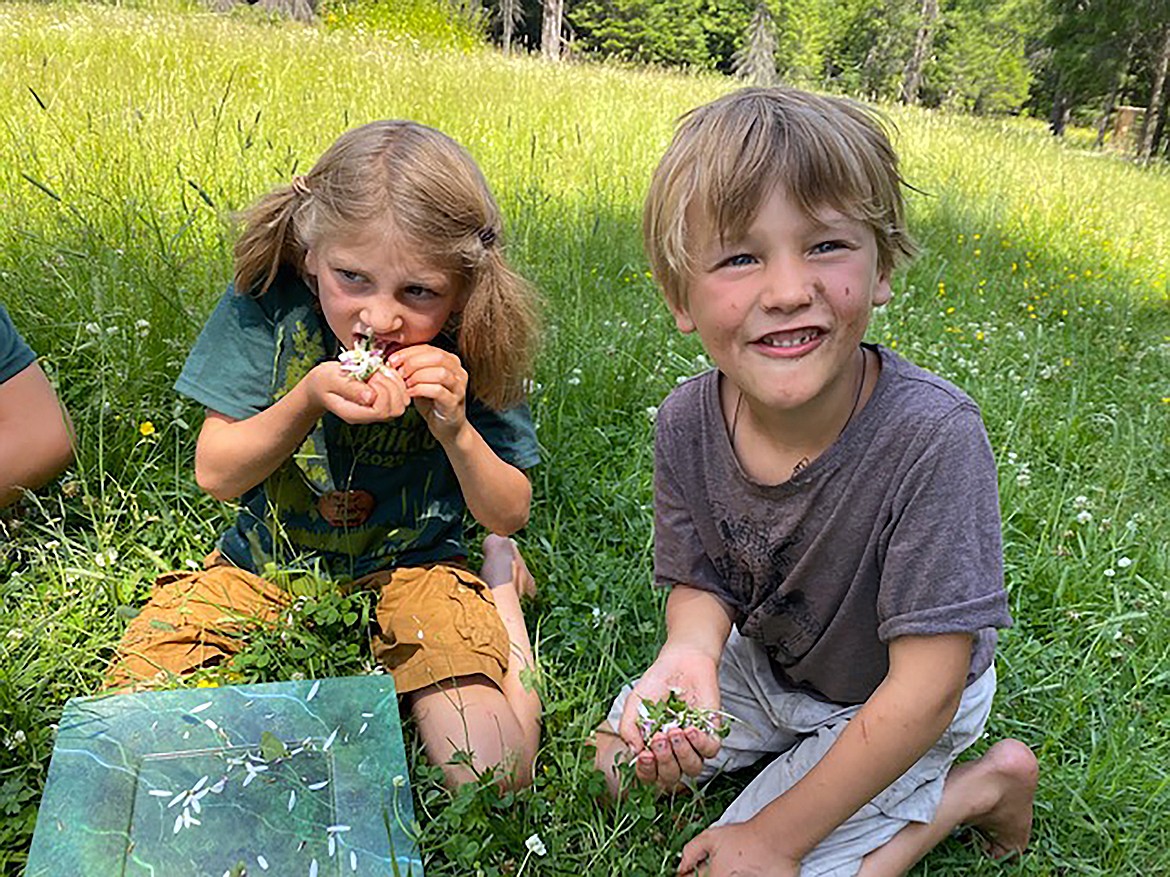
315, 0, 1170, 161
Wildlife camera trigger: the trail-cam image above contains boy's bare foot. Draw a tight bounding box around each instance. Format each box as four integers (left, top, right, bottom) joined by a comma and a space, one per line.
960, 738, 1039, 859
481, 534, 536, 599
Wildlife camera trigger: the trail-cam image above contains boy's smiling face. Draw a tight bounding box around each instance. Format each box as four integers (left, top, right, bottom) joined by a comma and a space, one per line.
672, 185, 891, 419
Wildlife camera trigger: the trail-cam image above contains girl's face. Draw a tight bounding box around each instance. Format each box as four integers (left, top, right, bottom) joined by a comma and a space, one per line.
304, 221, 466, 355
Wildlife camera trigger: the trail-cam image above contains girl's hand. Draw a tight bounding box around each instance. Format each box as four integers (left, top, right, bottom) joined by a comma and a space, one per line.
388, 344, 468, 439
306, 360, 410, 424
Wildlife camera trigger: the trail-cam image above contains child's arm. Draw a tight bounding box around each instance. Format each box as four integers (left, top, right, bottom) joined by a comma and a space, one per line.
195, 360, 408, 500
677, 632, 973, 877
390, 345, 531, 535
617, 585, 734, 787
0, 361, 74, 507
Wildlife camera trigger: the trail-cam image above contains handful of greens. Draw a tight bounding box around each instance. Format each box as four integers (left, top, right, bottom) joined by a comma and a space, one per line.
637, 690, 734, 741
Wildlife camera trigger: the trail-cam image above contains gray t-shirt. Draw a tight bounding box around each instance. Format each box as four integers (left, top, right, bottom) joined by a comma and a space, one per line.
654, 345, 1011, 705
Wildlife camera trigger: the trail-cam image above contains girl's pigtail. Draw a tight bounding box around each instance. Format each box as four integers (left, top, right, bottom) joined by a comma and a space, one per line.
232, 183, 309, 296
460, 240, 540, 411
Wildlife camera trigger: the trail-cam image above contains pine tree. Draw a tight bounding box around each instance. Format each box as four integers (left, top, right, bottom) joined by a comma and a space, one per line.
734, 2, 779, 86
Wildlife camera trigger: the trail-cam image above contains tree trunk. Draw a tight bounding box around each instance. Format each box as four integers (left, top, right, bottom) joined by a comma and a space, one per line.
1050, 89, 1069, 137
1095, 38, 1134, 149
1153, 79, 1170, 159
1138, 23, 1170, 161
541, 0, 564, 61
901, 0, 939, 105
501, 0, 518, 55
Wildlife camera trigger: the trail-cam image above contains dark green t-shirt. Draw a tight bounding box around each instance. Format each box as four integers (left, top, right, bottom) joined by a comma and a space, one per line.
0, 304, 36, 384
176, 274, 539, 580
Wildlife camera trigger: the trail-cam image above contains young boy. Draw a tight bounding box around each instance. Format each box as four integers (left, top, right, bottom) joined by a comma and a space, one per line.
593, 88, 1038, 876
0, 302, 73, 507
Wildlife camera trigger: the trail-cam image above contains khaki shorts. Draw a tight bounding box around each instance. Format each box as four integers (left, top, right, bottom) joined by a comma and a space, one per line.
105, 557, 510, 696
606, 629, 996, 877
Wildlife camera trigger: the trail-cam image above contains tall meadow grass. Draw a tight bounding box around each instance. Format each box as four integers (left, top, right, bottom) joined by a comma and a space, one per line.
1, 3, 1168, 874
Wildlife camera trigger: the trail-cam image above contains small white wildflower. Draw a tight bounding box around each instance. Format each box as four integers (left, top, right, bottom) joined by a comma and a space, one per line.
1104, 568, 1115, 578
290, 671, 306, 682
392, 774, 406, 788
1117, 557, 1133, 568
1015, 471, 1032, 488
135, 319, 150, 337
1073, 495, 1090, 510
525, 833, 547, 856
338, 333, 388, 381
644, 406, 658, 422
6, 628, 23, 641
5, 729, 26, 748
567, 374, 581, 386
1076, 510, 1093, 525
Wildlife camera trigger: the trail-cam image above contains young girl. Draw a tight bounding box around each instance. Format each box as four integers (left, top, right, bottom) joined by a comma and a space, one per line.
107, 121, 542, 790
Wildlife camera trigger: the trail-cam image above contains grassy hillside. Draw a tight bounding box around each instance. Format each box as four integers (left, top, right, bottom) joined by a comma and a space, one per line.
1, 3, 1168, 875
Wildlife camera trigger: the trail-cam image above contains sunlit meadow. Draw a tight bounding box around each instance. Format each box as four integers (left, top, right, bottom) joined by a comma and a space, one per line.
1, 3, 1168, 875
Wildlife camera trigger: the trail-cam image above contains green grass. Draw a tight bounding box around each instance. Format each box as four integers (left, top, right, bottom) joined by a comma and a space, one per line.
1, 3, 1169, 875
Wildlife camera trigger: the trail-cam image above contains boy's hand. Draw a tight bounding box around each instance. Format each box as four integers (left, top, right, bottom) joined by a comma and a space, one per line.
618, 643, 723, 791
307, 361, 410, 424
388, 344, 468, 440
678, 821, 799, 876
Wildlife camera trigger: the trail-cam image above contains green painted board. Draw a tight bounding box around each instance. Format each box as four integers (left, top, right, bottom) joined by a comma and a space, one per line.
27, 676, 423, 876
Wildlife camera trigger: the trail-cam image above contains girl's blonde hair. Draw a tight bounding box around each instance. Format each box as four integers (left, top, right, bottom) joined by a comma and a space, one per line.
233, 121, 538, 411
644, 87, 918, 311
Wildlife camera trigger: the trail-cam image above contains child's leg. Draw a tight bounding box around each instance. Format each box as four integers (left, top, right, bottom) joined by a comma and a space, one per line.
104, 563, 288, 690
857, 738, 1038, 876
408, 536, 540, 790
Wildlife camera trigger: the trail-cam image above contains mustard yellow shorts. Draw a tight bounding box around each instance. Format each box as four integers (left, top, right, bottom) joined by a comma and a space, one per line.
105, 558, 510, 696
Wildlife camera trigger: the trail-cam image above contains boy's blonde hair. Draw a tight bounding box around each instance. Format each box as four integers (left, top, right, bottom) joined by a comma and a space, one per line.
233, 121, 538, 411
644, 87, 918, 311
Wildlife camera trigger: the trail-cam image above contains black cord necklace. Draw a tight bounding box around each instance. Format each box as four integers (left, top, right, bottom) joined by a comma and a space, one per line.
730, 345, 868, 477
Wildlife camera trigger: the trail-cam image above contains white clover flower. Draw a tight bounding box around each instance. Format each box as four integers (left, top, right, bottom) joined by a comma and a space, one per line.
1073, 495, 1090, 510
1076, 510, 1093, 525
525, 833, 547, 856
338, 333, 388, 381
1118, 557, 1133, 568
1104, 568, 1116, 578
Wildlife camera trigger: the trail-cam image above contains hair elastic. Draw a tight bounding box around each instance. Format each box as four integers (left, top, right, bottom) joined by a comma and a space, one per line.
291, 175, 312, 197
477, 227, 497, 248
